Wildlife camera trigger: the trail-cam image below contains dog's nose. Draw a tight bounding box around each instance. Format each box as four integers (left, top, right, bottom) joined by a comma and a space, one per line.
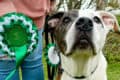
76, 17, 93, 31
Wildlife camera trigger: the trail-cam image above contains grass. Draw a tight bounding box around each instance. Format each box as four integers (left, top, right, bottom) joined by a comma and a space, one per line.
107, 63, 120, 80
42, 54, 48, 80
104, 32, 120, 80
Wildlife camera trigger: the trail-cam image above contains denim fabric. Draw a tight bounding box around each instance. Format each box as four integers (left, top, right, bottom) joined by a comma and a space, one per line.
0, 29, 44, 80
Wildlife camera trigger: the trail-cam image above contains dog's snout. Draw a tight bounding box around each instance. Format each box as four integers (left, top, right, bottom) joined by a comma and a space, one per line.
76, 17, 93, 31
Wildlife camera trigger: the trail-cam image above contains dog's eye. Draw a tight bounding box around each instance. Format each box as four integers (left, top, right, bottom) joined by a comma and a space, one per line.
63, 17, 71, 23
93, 16, 101, 24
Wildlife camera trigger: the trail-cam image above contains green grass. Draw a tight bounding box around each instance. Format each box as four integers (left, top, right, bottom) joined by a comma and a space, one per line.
42, 54, 48, 80
104, 32, 120, 63
107, 63, 120, 80
104, 32, 120, 80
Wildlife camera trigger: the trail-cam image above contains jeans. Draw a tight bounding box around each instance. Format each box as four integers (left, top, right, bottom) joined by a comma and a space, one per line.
0, 30, 44, 80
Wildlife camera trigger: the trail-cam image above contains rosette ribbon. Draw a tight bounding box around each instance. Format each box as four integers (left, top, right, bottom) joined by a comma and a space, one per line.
45, 44, 60, 67
0, 13, 38, 80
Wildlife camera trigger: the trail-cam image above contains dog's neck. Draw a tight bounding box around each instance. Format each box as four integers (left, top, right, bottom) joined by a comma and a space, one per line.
60, 51, 103, 80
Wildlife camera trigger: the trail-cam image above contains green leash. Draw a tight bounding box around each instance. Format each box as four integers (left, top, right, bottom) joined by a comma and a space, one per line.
0, 13, 38, 80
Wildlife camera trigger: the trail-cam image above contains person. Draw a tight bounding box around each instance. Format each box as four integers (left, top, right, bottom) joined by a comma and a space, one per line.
0, 0, 56, 80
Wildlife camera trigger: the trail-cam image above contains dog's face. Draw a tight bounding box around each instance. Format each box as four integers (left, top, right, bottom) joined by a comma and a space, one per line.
48, 10, 120, 56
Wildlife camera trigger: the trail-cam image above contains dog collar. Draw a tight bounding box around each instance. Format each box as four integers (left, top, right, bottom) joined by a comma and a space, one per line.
62, 64, 98, 79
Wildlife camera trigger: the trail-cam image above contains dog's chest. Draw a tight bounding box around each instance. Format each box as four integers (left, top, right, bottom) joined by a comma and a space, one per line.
60, 53, 107, 80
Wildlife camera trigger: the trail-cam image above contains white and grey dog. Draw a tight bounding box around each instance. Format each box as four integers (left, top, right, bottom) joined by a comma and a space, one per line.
48, 10, 120, 80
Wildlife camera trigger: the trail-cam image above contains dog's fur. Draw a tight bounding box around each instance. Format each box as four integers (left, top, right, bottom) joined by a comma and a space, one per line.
48, 10, 120, 80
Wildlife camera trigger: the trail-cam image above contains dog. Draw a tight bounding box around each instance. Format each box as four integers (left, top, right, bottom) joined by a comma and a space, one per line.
48, 10, 120, 80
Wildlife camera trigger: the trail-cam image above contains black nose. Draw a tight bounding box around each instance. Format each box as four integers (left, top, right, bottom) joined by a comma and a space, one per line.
76, 17, 93, 31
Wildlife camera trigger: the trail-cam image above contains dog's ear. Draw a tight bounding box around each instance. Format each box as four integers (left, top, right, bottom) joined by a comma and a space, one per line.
48, 12, 64, 28
98, 11, 120, 33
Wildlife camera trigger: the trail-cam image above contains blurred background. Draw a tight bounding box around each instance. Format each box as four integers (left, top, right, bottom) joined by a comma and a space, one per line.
56, 0, 120, 12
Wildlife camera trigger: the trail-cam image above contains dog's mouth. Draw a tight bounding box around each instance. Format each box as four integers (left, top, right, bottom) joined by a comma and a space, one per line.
73, 37, 92, 50
65, 36, 95, 56
71, 35, 95, 54
77, 39, 89, 49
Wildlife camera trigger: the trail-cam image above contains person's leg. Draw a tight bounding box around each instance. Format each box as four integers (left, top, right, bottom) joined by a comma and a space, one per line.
21, 59, 44, 80
21, 29, 44, 80
0, 60, 19, 80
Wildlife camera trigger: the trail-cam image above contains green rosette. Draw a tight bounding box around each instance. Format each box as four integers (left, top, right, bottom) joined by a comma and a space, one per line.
45, 44, 60, 67
0, 12, 38, 80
